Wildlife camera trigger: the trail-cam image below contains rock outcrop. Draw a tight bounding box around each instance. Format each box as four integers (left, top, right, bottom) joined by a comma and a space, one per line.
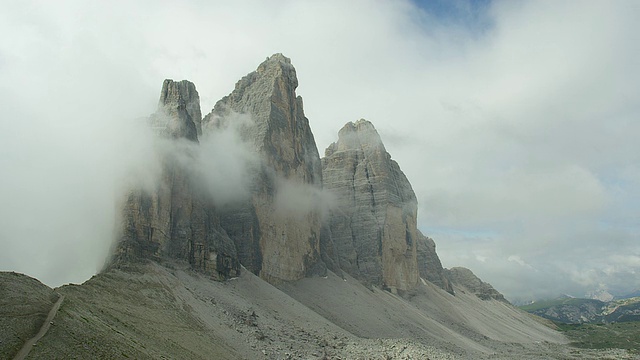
112, 79, 240, 280
0, 272, 58, 359
322, 119, 421, 292
202, 54, 331, 283
445, 267, 507, 302
151, 79, 200, 140
416, 233, 454, 294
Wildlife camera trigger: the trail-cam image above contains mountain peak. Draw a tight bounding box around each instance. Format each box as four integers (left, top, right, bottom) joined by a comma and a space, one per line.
340, 118, 378, 134
151, 79, 201, 140
325, 118, 385, 157
159, 79, 203, 134
263, 52, 291, 64
352, 118, 375, 128
254, 53, 298, 89
111, 78, 239, 280
323, 119, 429, 293
202, 54, 326, 283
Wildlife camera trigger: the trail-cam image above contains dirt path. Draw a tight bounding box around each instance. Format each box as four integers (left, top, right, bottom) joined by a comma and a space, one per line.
13, 294, 64, 360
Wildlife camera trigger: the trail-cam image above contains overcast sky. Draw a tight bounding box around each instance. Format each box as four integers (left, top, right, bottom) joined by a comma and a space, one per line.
1, 0, 639, 301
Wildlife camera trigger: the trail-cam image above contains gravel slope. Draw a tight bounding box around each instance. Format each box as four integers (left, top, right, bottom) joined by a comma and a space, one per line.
0, 272, 58, 359
2, 264, 637, 359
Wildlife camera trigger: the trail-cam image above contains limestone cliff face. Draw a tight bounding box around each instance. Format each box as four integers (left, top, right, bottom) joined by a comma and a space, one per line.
321, 120, 420, 292
113, 80, 239, 280
202, 54, 329, 283
445, 267, 507, 302
416, 233, 454, 294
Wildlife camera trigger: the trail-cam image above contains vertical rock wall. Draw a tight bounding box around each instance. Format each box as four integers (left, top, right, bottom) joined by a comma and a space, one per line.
322, 120, 420, 292
113, 80, 239, 280
202, 54, 330, 283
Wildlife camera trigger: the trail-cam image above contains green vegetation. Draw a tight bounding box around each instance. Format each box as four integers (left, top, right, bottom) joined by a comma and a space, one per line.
557, 321, 640, 353
519, 297, 602, 312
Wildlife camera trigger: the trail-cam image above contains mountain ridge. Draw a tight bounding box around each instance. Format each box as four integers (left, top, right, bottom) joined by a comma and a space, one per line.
4, 53, 633, 359
520, 295, 640, 324
110, 53, 455, 295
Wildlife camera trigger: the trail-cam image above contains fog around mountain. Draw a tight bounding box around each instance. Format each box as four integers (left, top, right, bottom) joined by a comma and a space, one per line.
0, 0, 639, 301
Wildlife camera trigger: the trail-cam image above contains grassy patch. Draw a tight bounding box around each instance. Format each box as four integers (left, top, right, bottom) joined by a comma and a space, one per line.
519, 298, 602, 312
557, 321, 640, 353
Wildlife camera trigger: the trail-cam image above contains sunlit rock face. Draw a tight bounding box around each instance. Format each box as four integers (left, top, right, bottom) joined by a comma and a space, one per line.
322, 119, 422, 293
202, 54, 334, 283
112, 79, 240, 280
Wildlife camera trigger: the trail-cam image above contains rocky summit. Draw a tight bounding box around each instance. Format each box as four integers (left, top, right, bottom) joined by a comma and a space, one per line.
201, 54, 329, 283
112, 79, 240, 280
323, 119, 450, 294
151, 79, 200, 140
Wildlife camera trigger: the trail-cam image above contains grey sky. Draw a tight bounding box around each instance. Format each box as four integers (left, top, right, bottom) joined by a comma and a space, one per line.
1, 0, 639, 301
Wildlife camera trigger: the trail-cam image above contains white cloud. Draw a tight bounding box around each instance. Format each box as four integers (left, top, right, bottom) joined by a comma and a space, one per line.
507, 255, 534, 270
0, 0, 639, 300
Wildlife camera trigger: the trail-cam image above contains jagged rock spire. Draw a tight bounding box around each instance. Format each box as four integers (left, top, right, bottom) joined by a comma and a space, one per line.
110, 79, 239, 280
325, 119, 386, 156
322, 119, 420, 292
205, 54, 319, 177
202, 54, 332, 282
152, 79, 201, 141
322, 119, 452, 294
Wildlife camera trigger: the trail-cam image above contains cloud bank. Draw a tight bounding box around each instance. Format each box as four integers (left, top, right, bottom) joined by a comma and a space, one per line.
1, 0, 639, 300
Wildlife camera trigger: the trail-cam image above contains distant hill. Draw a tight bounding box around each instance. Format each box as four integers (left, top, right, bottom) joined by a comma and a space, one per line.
616, 289, 640, 300
519, 296, 640, 324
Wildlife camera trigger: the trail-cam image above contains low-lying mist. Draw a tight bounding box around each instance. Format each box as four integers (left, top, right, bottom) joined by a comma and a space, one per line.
0, 90, 265, 287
